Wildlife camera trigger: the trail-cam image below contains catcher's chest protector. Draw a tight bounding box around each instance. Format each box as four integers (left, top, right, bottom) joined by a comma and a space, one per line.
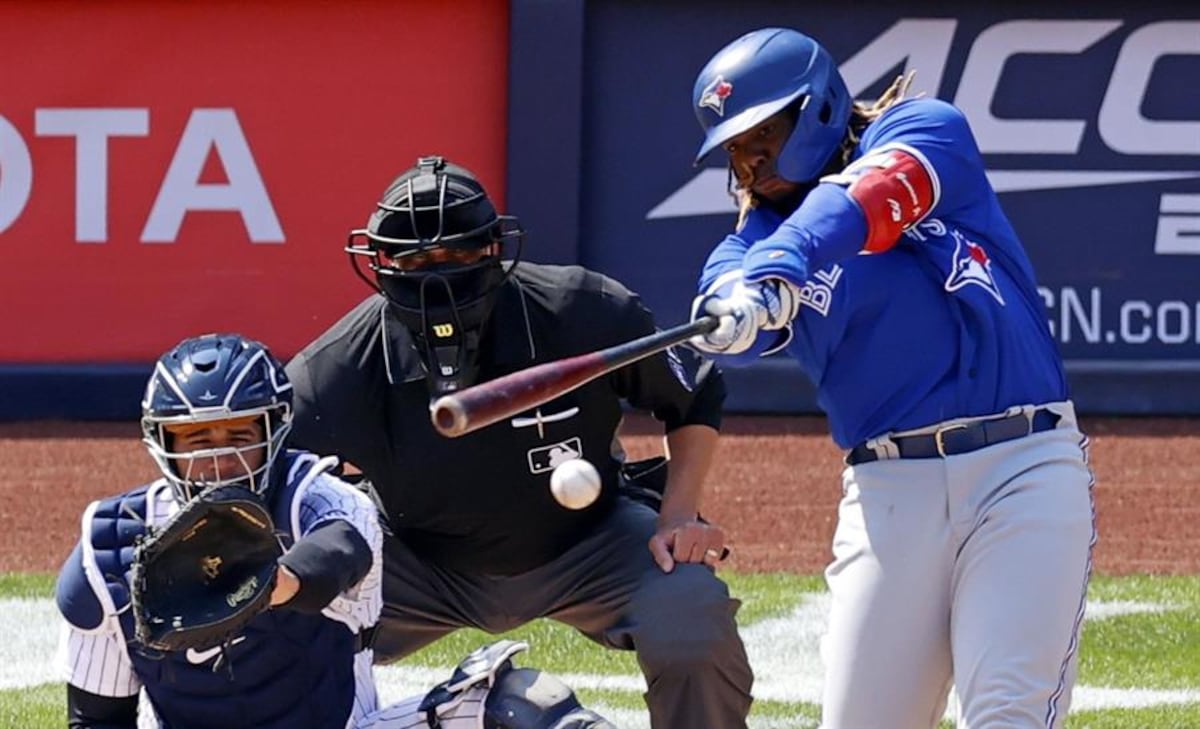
68, 456, 359, 729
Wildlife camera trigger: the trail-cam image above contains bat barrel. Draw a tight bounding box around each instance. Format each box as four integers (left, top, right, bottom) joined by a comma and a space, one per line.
429, 315, 724, 439
431, 396, 469, 438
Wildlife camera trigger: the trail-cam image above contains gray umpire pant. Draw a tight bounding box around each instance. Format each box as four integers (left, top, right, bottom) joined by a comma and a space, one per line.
373, 496, 754, 729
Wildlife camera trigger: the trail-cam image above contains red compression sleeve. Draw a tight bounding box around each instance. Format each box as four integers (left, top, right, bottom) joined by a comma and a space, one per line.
841, 146, 937, 253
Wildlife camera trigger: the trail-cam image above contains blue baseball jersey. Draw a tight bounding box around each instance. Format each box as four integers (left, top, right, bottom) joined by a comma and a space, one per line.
699, 98, 1068, 448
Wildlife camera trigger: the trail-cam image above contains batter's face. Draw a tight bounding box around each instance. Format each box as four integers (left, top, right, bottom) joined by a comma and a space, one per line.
166, 415, 266, 484
723, 109, 801, 203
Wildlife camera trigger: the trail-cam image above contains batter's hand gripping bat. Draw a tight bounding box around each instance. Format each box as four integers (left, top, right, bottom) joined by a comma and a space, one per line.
430, 316, 722, 438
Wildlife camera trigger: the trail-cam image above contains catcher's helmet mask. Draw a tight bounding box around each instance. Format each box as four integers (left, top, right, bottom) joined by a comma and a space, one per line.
141, 334, 293, 504
346, 156, 525, 397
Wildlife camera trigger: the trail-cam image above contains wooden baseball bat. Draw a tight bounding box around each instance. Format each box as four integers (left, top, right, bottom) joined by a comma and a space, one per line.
430, 315, 722, 438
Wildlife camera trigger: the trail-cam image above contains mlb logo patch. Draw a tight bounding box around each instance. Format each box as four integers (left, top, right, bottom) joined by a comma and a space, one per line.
944, 230, 1005, 305
527, 437, 583, 474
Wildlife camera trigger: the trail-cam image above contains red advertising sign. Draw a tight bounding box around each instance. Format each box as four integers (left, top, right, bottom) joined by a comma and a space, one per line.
0, 2, 509, 362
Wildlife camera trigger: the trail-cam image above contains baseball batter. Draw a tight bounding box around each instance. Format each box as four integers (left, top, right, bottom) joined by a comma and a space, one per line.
55, 334, 615, 729
687, 28, 1096, 728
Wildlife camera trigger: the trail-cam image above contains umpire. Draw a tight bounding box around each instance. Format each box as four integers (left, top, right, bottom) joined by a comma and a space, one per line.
285, 156, 753, 728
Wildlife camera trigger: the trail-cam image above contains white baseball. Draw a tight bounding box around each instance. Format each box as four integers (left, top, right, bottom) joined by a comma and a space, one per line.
549, 458, 602, 510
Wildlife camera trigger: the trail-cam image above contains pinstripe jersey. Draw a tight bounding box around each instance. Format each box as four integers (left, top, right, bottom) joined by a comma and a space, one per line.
55, 451, 384, 729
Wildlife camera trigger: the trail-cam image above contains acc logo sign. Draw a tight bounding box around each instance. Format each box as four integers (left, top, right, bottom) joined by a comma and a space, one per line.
649, 18, 1200, 254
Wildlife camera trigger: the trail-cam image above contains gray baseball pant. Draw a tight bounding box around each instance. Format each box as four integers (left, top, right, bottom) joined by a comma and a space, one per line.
821, 406, 1095, 728
372, 496, 754, 729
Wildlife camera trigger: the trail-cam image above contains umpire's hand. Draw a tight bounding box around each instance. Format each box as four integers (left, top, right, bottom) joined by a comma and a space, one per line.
649, 517, 729, 572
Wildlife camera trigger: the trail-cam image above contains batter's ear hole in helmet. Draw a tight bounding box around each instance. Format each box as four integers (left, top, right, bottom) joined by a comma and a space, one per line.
819, 101, 834, 124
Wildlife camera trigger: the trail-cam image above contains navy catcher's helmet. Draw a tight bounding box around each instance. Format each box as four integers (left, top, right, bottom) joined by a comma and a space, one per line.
141, 333, 292, 502
693, 27, 851, 183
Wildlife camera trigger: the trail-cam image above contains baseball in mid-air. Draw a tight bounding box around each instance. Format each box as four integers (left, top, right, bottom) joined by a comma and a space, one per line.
549, 458, 602, 510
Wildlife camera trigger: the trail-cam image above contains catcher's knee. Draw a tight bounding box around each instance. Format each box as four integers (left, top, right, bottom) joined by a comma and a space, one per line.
485, 667, 615, 729
418, 640, 615, 729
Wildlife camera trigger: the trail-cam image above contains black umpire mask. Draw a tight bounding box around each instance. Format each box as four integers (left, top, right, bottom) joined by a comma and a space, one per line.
346, 156, 524, 397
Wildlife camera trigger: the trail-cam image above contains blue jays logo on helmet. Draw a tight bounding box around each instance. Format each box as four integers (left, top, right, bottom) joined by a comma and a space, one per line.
698, 75, 735, 117
692, 27, 852, 183
141, 333, 293, 502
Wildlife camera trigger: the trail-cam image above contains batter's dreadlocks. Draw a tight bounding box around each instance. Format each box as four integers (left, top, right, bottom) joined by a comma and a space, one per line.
733, 71, 917, 231
843, 71, 917, 161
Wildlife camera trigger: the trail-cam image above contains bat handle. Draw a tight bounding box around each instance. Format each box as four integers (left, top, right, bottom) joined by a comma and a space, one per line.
693, 314, 722, 335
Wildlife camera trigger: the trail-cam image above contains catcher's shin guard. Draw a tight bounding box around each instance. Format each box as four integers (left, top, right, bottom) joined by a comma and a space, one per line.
485, 668, 617, 729
416, 640, 616, 729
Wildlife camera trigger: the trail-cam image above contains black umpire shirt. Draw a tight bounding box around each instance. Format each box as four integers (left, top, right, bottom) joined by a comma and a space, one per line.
285, 262, 725, 575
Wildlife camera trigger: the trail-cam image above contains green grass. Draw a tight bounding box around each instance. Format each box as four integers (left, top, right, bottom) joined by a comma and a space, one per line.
399, 572, 820, 676
1067, 706, 1200, 729
0, 572, 53, 598
0, 683, 60, 728
2, 572, 1198, 728
1082, 576, 1200, 689
726, 573, 826, 622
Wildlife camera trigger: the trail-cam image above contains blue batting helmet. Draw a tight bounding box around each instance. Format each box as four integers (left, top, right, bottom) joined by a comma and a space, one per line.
141, 333, 293, 502
693, 27, 851, 183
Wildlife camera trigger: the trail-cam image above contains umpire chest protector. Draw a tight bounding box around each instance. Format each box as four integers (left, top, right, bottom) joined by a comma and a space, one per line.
288, 262, 715, 576
379, 270, 623, 575
56, 453, 359, 729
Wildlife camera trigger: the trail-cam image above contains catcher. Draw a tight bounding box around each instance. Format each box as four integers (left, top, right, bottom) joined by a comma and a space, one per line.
54, 333, 616, 729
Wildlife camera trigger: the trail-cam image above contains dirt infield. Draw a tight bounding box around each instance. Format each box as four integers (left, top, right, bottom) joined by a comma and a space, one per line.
2, 415, 1196, 575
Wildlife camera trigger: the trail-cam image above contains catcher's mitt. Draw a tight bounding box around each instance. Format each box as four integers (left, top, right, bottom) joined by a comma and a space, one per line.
131, 484, 282, 652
